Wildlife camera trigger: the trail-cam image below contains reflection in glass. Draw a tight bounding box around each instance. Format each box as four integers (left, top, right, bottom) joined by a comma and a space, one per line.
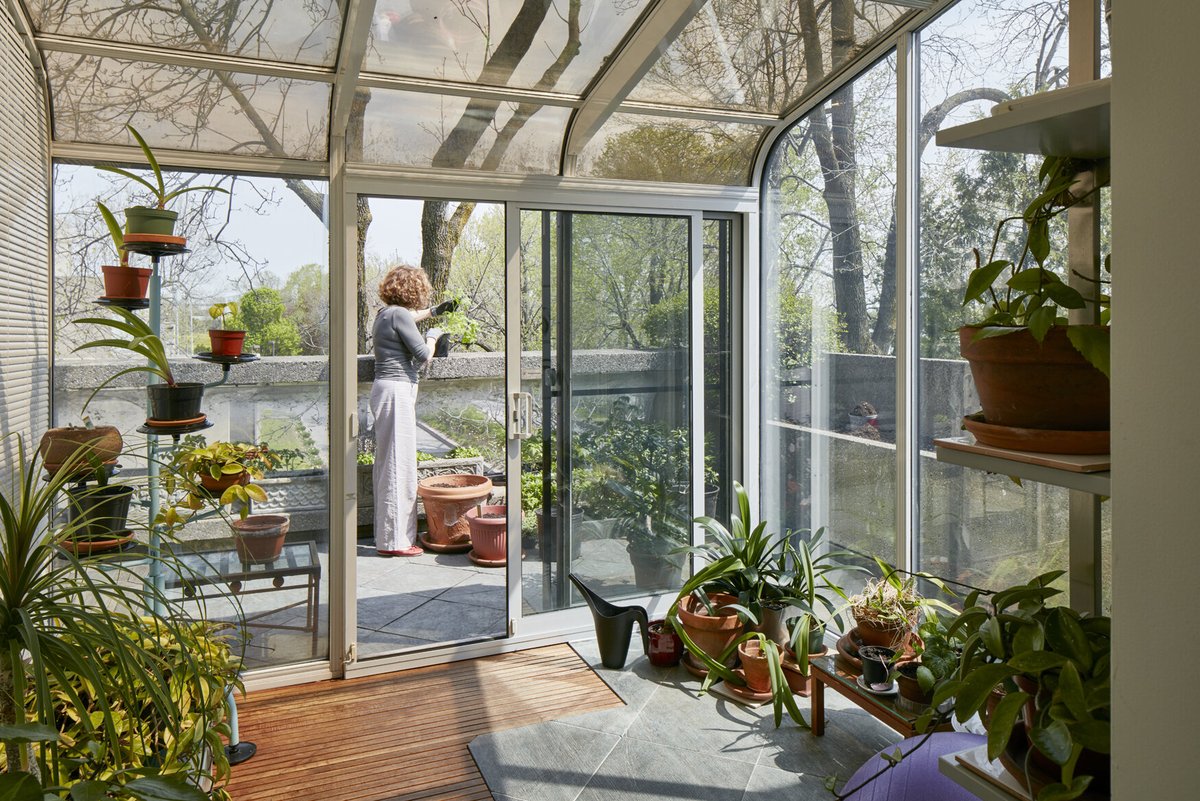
51, 165, 331, 670
27, 0, 342, 66
520, 211, 693, 612
629, 0, 909, 113
577, 114, 765, 185
704, 218, 734, 526
761, 55, 897, 596
915, 0, 1074, 592
359, 88, 569, 173
46, 53, 329, 159
364, 0, 651, 95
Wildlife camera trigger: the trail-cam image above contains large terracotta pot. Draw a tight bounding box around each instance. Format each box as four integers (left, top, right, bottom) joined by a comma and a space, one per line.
39, 426, 123, 474
854, 616, 913, 651
232, 514, 289, 564
417, 474, 493, 553
677, 592, 744, 665
737, 639, 780, 693
467, 504, 507, 564
959, 325, 1109, 430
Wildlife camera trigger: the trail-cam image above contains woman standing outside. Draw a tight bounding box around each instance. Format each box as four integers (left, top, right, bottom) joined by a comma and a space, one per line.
371, 264, 454, 556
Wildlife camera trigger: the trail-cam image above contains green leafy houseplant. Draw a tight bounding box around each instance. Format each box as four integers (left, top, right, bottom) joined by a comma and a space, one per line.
0, 436, 240, 799
922, 571, 1110, 801
99, 124, 227, 238
433, 293, 481, 354
962, 155, 1110, 375
165, 440, 276, 520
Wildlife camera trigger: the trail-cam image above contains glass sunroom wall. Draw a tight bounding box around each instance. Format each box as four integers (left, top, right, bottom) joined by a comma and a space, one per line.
761, 53, 898, 592
52, 164, 331, 669
915, 0, 1076, 592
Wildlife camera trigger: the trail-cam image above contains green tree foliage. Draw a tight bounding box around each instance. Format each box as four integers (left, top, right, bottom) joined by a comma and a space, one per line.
590, 123, 758, 185
281, 263, 329, 356
238, 287, 301, 356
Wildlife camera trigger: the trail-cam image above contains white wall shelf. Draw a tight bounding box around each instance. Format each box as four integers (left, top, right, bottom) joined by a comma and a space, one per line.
936, 78, 1110, 158
934, 437, 1110, 496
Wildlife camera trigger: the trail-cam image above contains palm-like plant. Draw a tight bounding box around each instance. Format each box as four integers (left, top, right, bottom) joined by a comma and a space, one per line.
0, 436, 239, 799
72, 306, 174, 410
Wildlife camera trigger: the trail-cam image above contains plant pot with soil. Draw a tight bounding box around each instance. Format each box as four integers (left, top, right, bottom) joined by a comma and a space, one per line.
467, 504, 507, 566
738, 638, 782, 694
74, 306, 205, 425
231, 514, 289, 564
61, 482, 135, 555
675, 591, 744, 667
207, 301, 246, 357
96, 201, 153, 300
417, 473, 493, 553
39, 425, 123, 476
849, 561, 953, 652
958, 155, 1111, 452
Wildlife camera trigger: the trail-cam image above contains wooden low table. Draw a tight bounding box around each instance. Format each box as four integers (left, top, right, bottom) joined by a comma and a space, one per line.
809, 652, 930, 737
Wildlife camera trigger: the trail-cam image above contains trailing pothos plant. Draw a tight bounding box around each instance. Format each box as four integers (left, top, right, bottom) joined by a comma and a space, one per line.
164, 439, 277, 520
920, 571, 1110, 801
962, 155, 1111, 377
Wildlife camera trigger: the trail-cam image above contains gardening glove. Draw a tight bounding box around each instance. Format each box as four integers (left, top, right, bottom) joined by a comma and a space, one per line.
431, 298, 459, 317
426, 327, 445, 343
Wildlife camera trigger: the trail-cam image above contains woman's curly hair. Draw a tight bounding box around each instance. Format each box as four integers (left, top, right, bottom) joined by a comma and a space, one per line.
378, 264, 432, 309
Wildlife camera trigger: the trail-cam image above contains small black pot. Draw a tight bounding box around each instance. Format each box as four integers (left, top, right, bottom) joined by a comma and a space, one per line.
147, 382, 205, 421
859, 645, 896, 687
66, 484, 134, 539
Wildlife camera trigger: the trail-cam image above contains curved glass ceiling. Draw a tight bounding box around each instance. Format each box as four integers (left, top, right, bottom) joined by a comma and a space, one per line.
20, 0, 920, 185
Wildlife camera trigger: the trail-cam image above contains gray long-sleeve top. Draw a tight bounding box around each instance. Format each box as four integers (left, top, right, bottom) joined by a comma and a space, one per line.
373, 305, 430, 383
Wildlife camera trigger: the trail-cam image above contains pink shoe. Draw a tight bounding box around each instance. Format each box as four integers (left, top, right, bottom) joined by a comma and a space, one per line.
377, 546, 424, 557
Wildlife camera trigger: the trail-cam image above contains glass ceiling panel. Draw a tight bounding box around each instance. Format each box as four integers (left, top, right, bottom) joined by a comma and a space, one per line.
364, 0, 651, 95
46, 53, 330, 160
575, 113, 766, 185
25, 1, 342, 66
358, 87, 569, 174
627, 0, 910, 113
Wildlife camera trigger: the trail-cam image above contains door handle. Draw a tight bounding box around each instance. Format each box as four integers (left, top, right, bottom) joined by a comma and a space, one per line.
510, 392, 534, 440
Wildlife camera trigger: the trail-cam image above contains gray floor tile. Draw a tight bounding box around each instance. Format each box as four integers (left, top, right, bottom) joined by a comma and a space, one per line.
470, 721, 620, 801
577, 737, 754, 801
740, 763, 831, 801
355, 629, 436, 658
356, 587, 431, 630
383, 597, 505, 641
754, 697, 899, 779
435, 581, 507, 609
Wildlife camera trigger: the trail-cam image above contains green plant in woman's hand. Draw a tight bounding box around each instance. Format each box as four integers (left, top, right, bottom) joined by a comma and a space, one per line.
963, 155, 1111, 376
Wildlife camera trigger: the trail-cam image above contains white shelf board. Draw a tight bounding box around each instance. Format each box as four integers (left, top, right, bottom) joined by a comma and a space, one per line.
934, 438, 1110, 496
939, 747, 1032, 801
936, 79, 1110, 158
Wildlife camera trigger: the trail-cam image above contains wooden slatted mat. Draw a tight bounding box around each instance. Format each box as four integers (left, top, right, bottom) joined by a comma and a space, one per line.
225, 644, 623, 801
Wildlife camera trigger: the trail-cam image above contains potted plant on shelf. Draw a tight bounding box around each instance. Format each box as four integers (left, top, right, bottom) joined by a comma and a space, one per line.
895, 612, 961, 711
73, 306, 205, 425
959, 155, 1110, 453
926, 571, 1110, 801
60, 458, 136, 556
38, 422, 122, 476
98, 123, 228, 241
97, 201, 152, 300
207, 301, 246, 357
0, 435, 240, 799
848, 560, 956, 654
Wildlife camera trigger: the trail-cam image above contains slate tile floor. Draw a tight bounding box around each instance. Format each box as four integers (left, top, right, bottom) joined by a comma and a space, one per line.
470, 638, 901, 801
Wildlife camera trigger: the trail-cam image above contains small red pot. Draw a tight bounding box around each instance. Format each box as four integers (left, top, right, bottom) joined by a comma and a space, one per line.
647, 619, 683, 667
101, 264, 153, 299
467, 504, 507, 561
209, 329, 246, 357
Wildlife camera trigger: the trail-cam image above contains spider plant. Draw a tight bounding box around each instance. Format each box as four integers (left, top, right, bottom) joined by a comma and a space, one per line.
0, 435, 239, 799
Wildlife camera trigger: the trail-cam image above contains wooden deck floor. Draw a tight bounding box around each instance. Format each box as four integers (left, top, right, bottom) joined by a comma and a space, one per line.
224, 645, 623, 801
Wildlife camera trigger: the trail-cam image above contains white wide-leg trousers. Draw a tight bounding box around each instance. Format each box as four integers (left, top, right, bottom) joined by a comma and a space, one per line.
370, 379, 419, 551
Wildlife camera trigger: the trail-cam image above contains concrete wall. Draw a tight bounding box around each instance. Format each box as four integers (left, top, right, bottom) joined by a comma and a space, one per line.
1112, 3, 1200, 796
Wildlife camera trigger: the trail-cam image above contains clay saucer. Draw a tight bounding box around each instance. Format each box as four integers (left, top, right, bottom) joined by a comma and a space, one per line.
836, 631, 864, 673
60, 531, 135, 556
682, 651, 709, 678
144, 413, 207, 428
724, 670, 774, 702
963, 413, 1109, 455
418, 532, 472, 554
467, 549, 506, 568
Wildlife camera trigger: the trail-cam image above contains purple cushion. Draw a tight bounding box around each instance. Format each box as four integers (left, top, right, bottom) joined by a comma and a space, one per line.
842, 732, 986, 801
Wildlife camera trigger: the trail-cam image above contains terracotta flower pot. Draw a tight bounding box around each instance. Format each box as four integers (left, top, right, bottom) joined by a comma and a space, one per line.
232, 514, 289, 564
39, 425, 123, 474
895, 660, 933, 708
647, 619, 684, 667
101, 264, 153, 299
467, 504, 507, 561
738, 639, 780, 693
417, 474, 493, 552
959, 325, 1109, 431
781, 645, 827, 697
209, 329, 246, 357
676, 592, 744, 665
199, 471, 250, 494
855, 616, 913, 651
